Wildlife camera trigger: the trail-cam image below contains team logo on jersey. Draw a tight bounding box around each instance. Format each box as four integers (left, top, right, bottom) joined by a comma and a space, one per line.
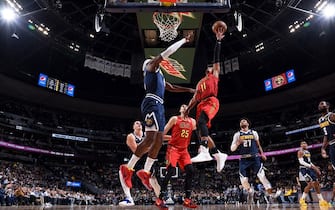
145, 118, 154, 127
159, 58, 187, 80
145, 113, 156, 127
320, 121, 330, 128
304, 153, 311, 158
240, 135, 254, 140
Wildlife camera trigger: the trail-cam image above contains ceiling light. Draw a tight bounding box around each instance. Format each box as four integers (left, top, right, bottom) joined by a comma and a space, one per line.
5, 0, 23, 13
322, 4, 335, 18
316, 1, 328, 12
314, 1, 322, 9
1, 7, 18, 22
69, 42, 80, 52
255, 42, 264, 52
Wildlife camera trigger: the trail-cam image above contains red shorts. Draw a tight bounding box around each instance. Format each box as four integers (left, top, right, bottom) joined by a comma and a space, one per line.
196, 96, 219, 128
166, 145, 191, 171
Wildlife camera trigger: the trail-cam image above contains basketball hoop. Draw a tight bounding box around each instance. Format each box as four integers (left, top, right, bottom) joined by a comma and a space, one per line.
153, 12, 182, 42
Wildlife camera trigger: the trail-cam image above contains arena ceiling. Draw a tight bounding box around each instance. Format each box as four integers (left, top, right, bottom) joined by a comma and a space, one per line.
0, 0, 334, 108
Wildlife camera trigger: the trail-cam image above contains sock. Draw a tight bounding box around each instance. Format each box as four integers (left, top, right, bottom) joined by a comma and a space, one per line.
302, 192, 307, 200
144, 157, 156, 172
122, 181, 132, 199
200, 140, 208, 147
127, 154, 140, 169
210, 147, 219, 154
119, 170, 132, 200
317, 193, 324, 201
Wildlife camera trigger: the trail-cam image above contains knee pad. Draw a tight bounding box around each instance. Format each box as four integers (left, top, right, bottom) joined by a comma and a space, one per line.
257, 168, 272, 190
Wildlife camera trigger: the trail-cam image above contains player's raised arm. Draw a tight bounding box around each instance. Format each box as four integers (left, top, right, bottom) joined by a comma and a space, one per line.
126, 134, 137, 153
163, 116, 178, 136
230, 132, 241, 152
212, 28, 224, 78
321, 135, 329, 158
254, 131, 266, 161
165, 82, 195, 93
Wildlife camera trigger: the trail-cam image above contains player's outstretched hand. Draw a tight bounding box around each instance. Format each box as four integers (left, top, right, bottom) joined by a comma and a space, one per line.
260, 153, 267, 161
185, 32, 194, 43
216, 28, 225, 41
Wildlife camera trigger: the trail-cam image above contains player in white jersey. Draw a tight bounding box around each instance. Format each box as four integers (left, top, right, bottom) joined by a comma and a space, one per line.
297, 141, 328, 207
118, 121, 160, 206
230, 118, 272, 203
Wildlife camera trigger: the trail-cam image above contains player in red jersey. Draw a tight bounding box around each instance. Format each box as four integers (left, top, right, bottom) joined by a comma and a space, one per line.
185, 27, 227, 173
155, 104, 197, 210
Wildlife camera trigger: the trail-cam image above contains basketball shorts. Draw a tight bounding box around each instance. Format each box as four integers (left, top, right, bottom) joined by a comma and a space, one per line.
166, 145, 191, 171
141, 97, 165, 132
239, 156, 262, 177
196, 96, 219, 128
300, 167, 317, 182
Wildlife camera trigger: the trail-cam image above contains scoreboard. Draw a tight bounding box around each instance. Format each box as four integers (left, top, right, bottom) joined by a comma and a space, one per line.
38, 73, 75, 97
264, 69, 296, 92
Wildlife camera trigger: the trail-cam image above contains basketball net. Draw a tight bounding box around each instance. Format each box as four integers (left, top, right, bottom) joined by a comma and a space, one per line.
153, 12, 182, 42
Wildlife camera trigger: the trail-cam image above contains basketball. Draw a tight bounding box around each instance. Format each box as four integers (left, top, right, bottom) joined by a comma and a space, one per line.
212, 20, 227, 34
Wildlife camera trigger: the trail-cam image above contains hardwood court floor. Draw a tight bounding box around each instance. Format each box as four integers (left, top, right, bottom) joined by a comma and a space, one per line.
0, 204, 330, 210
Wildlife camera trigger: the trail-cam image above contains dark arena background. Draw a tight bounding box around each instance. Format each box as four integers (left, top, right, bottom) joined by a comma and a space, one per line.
0, 0, 334, 209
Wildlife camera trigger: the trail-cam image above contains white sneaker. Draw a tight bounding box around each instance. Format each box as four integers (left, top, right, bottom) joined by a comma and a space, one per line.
191, 145, 213, 163
213, 152, 228, 172
119, 198, 135, 206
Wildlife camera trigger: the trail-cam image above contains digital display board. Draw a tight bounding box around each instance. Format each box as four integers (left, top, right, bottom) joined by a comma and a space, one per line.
286, 69, 296, 83
264, 69, 296, 92
66, 181, 81, 187
38, 73, 75, 97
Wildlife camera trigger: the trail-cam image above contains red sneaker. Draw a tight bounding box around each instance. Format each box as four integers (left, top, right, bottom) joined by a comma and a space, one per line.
183, 198, 197, 208
155, 198, 168, 210
120, 164, 133, 188
136, 169, 153, 190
